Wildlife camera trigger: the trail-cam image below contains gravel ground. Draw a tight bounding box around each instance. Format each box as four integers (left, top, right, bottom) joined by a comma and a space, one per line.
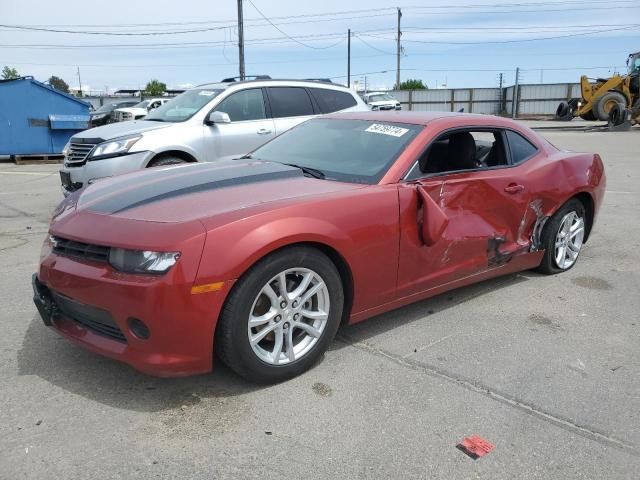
0, 122, 638, 479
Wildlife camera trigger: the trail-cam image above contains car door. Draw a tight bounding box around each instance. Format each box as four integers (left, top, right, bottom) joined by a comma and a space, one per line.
396, 128, 533, 297
202, 88, 275, 162
266, 87, 318, 135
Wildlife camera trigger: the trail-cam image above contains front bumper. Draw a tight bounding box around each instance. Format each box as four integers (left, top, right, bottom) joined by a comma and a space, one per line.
34, 248, 233, 377
61, 151, 154, 196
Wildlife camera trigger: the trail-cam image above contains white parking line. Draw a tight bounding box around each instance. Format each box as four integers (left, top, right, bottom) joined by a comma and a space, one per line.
0, 171, 53, 176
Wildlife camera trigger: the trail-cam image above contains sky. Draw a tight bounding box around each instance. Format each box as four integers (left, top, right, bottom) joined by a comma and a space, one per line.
0, 0, 638, 93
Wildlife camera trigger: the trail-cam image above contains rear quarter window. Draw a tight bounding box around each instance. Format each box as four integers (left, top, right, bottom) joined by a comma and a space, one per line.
506, 130, 538, 164
268, 87, 315, 118
308, 88, 357, 113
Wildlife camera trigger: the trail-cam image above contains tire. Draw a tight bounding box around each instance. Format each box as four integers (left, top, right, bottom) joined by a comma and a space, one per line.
147, 155, 187, 167
608, 102, 626, 128
216, 246, 344, 384
555, 101, 571, 120
537, 199, 586, 275
593, 91, 626, 121
579, 110, 597, 121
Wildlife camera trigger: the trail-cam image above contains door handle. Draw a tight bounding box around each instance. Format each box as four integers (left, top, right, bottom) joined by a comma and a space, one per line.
257, 128, 272, 135
504, 183, 525, 193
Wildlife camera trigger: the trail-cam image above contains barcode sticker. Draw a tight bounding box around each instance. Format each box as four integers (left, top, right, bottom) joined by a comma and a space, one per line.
365, 123, 409, 137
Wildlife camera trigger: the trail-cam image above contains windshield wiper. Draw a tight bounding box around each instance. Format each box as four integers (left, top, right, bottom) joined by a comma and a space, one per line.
282, 163, 325, 179
144, 118, 165, 122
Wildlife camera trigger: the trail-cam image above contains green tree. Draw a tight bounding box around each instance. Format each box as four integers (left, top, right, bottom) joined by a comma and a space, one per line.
398, 79, 427, 90
1, 66, 20, 80
144, 79, 167, 96
48, 75, 70, 93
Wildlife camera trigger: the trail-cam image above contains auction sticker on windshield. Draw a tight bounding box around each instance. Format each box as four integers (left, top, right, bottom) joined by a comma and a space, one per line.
365, 123, 409, 137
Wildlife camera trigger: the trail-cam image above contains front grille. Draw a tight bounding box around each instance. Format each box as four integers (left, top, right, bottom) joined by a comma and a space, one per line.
115, 111, 132, 122
65, 141, 98, 167
52, 236, 110, 263
51, 291, 127, 343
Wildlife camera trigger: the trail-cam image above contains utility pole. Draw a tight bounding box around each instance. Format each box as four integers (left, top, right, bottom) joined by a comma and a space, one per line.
76, 66, 83, 97
498, 72, 503, 114
512, 67, 520, 119
237, 0, 245, 80
395, 8, 402, 89
347, 29, 351, 88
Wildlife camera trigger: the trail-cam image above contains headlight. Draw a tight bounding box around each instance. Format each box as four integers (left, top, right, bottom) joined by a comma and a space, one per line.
371, 105, 379, 110
62, 142, 70, 156
89, 135, 141, 161
91, 113, 107, 120
108, 248, 180, 274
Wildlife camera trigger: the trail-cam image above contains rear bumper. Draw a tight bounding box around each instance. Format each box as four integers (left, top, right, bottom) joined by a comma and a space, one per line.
34, 251, 234, 377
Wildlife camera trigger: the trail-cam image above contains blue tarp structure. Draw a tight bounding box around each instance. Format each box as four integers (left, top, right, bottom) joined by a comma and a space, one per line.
0, 77, 91, 155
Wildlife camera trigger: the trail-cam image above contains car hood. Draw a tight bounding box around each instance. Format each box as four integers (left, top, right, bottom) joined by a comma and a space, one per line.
115, 107, 147, 114
71, 120, 171, 141
70, 161, 363, 224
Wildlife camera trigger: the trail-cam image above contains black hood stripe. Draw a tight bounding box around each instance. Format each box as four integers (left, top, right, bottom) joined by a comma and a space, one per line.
83, 161, 302, 214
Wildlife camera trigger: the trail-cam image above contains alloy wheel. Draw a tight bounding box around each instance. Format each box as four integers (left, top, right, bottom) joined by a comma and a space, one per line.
247, 268, 330, 365
554, 211, 585, 270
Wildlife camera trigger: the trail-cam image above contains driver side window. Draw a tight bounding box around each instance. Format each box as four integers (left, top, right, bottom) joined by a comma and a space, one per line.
214, 88, 266, 122
407, 129, 508, 179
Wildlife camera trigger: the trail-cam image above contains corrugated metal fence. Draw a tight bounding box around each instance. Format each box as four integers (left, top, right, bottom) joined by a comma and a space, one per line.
389, 83, 581, 117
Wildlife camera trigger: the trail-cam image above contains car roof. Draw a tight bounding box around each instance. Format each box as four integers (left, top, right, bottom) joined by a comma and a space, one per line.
324, 110, 521, 127
195, 79, 352, 91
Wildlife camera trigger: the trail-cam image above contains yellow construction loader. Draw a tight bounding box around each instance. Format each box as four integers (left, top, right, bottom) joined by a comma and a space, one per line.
556, 51, 640, 128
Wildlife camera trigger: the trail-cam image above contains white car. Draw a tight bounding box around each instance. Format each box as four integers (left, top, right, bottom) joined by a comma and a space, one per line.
362, 92, 402, 111
111, 98, 169, 122
60, 78, 369, 195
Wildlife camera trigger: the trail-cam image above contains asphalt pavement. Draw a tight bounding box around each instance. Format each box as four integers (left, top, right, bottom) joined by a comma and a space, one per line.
0, 122, 638, 479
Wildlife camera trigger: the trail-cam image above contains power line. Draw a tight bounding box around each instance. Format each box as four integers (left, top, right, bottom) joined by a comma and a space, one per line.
354, 34, 397, 56
4, 21, 637, 50
0, 23, 233, 36
362, 25, 640, 45
245, 0, 344, 50
2, 0, 636, 29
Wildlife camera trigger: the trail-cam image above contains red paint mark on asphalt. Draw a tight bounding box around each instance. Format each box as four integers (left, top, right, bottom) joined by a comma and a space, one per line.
456, 435, 495, 459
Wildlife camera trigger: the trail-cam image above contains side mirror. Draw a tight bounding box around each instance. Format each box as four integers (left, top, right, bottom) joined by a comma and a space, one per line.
416, 186, 449, 246
205, 111, 231, 125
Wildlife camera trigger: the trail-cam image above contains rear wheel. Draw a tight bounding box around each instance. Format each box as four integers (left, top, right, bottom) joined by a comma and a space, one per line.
216, 247, 344, 384
593, 91, 626, 121
537, 199, 586, 275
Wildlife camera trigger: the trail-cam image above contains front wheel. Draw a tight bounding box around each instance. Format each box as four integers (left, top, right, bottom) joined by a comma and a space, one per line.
216, 247, 344, 384
147, 156, 187, 167
537, 199, 586, 274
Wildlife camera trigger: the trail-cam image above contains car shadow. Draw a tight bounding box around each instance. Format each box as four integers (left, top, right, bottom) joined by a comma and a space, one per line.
17, 270, 539, 412
17, 315, 259, 413
332, 270, 536, 350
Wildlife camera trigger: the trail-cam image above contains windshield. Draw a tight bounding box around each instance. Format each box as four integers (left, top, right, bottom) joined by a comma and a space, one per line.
133, 100, 150, 109
249, 118, 422, 184
94, 103, 117, 113
145, 88, 225, 122
630, 55, 640, 74
368, 94, 395, 102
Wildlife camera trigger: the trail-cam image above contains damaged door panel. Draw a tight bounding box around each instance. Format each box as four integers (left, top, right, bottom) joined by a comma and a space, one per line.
397, 167, 546, 297
441, 168, 532, 268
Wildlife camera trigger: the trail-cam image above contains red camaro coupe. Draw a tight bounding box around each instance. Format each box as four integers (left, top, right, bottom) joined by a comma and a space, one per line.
33, 112, 605, 383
